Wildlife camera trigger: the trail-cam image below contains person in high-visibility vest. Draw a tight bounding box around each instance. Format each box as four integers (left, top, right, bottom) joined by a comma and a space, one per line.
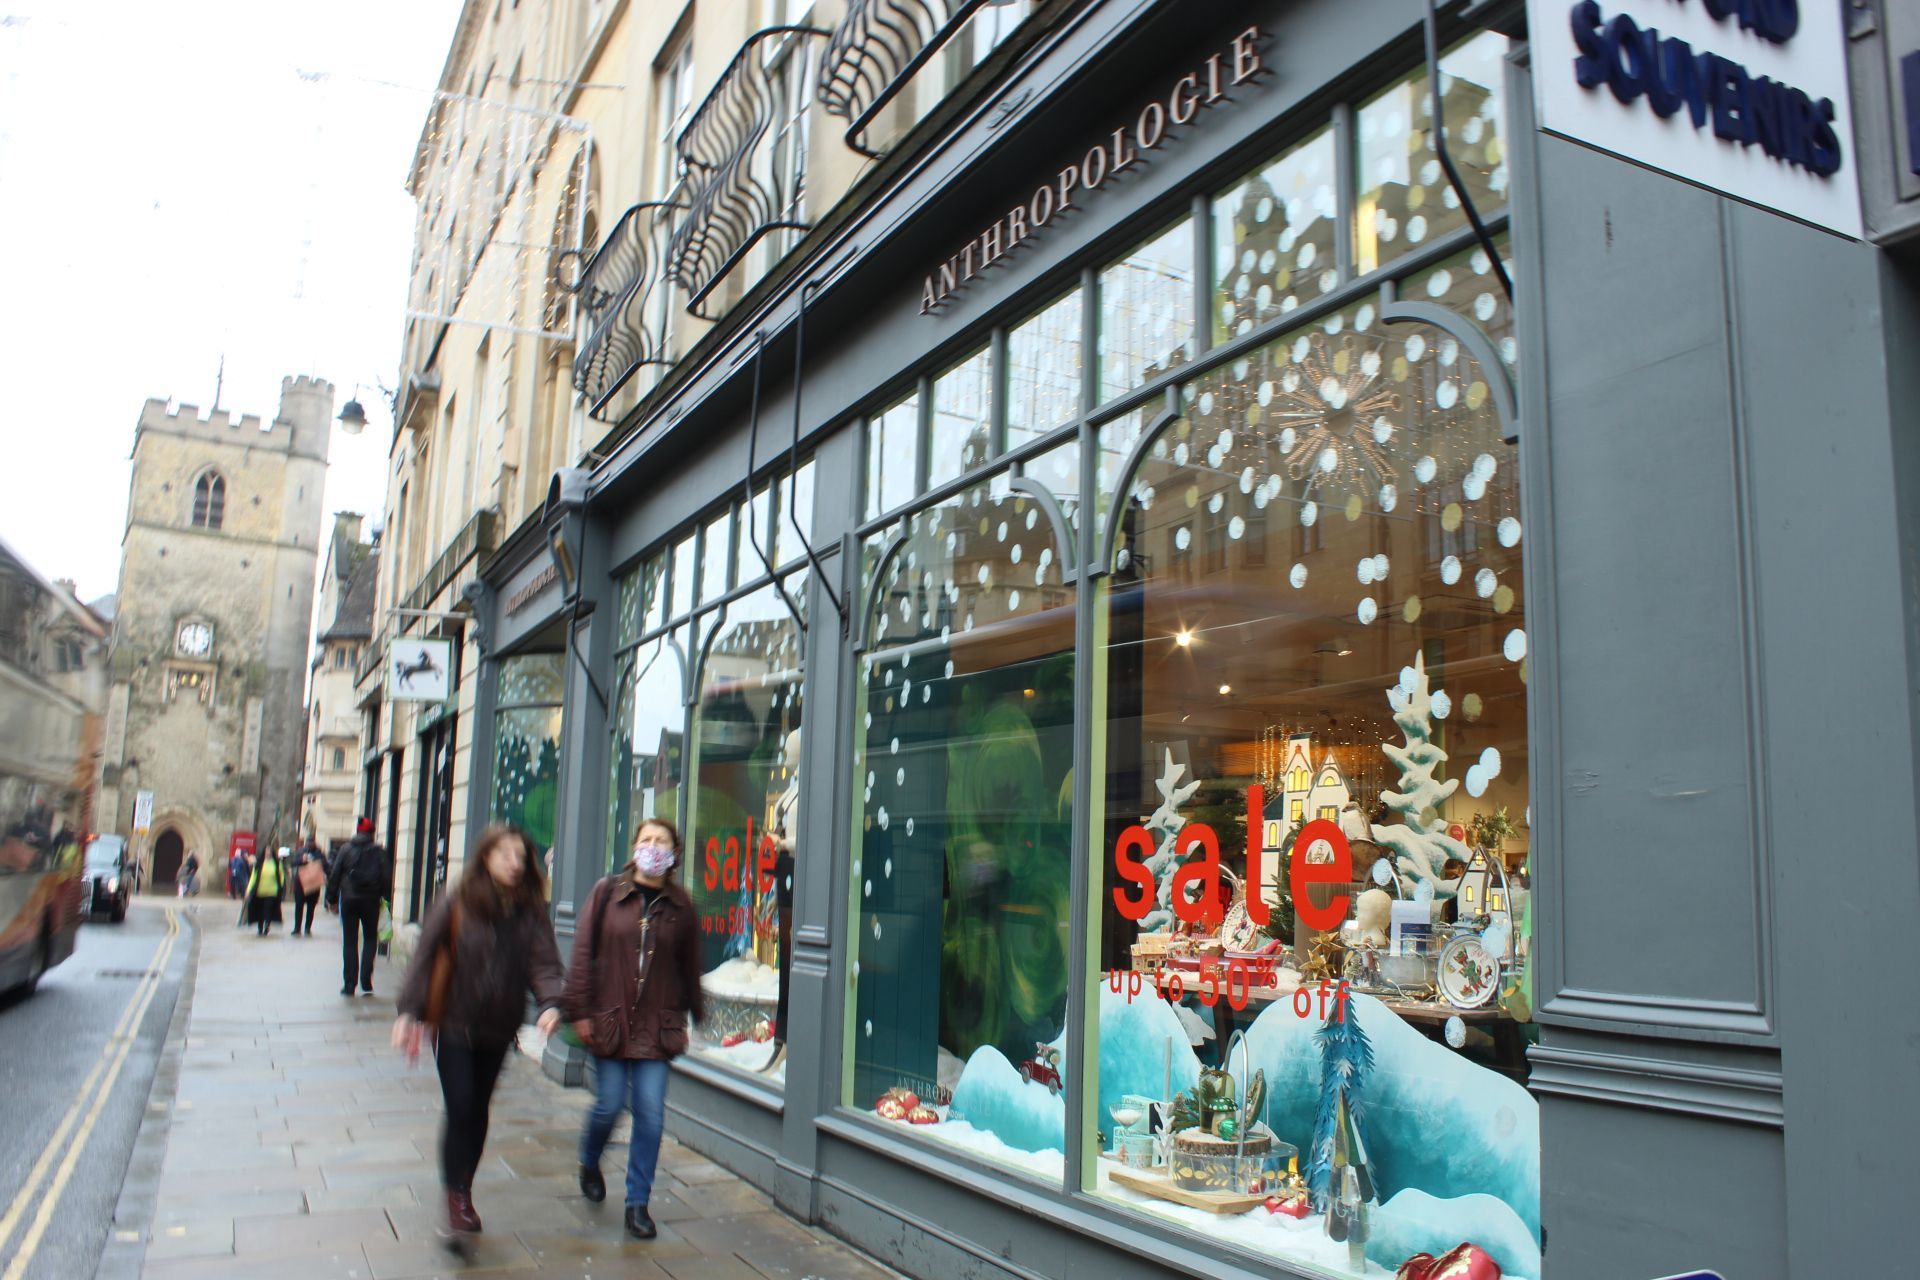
245, 847, 287, 936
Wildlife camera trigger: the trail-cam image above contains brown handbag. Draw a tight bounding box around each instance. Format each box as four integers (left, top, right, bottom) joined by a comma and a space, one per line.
423, 903, 462, 1028
296, 860, 325, 896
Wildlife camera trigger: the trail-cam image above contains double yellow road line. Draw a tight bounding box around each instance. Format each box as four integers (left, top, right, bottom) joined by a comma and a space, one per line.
0, 905, 180, 1280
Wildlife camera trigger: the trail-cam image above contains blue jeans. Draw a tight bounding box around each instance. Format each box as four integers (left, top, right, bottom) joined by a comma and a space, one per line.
580, 1057, 670, 1208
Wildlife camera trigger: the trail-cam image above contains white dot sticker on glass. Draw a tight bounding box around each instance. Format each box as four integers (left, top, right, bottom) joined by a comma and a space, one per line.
1358, 597, 1377, 625
1498, 517, 1522, 547
1441, 555, 1462, 585
1504, 628, 1528, 662
1289, 563, 1308, 589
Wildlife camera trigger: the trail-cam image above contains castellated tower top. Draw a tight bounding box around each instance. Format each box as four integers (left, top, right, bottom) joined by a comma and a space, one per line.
133, 374, 335, 464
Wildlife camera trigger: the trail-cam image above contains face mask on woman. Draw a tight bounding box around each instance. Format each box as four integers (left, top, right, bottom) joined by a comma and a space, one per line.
632, 837, 675, 880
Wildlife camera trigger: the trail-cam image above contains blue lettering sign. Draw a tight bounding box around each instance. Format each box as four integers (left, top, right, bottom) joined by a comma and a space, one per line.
1567, 1, 1842, 177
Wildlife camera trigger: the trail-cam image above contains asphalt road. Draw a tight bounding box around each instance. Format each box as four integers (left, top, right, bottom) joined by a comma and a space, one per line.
0, 896, 190, 1280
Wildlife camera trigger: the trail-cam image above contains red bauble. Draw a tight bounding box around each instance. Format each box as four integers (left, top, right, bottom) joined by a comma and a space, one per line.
1396, 1244, 1501, 1280
720, 1032, 747, 1048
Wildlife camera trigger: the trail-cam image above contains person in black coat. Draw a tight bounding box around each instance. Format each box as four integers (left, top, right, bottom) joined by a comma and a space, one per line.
288, 838, 328, 936
326, 818, 392, 996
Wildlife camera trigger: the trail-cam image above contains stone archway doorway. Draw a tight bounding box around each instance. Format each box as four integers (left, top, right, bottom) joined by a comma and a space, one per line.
152, 829, 183, 889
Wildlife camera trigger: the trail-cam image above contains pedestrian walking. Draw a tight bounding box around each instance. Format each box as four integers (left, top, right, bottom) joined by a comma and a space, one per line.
288, 837, 328, 936
227, 847, 247, 899
178, 849, 200, 898
327, 816, 391, 996
391, 825, 563, 1251
564, 817, 705, 1241
244, 847, 286, 935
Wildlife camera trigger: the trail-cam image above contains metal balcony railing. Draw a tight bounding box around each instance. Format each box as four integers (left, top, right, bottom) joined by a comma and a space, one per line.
570, 200, 683, 414
665, 25, 830, 318
817, 0, 990, 156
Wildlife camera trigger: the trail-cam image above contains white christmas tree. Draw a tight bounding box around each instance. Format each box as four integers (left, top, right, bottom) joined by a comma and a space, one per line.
1370, 652, 1472, 898
1141, 749, 1202, 932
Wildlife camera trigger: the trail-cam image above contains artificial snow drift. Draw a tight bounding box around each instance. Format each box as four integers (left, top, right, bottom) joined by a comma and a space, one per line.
1366, 1188, 1540, 1280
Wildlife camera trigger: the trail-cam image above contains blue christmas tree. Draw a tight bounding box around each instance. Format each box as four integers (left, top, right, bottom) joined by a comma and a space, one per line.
1308, 1001, 1375, 1213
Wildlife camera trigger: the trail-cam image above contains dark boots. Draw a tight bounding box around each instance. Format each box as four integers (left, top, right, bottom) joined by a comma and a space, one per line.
446, 1188, 483, 1234
579, 1165, 606, 1203
624, 1204, 657, 1239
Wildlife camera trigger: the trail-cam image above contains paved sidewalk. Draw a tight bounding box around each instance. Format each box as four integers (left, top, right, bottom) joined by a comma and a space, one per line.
121, 900, 901, 1280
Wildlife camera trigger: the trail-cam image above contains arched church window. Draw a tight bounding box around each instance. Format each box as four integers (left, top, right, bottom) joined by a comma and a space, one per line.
191, 472, 226, 530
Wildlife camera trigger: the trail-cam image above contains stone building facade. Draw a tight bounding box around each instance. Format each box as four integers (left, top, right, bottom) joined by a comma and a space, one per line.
300, 513, 376, 850
0, 539, 109, 850
101, 376, 333, 888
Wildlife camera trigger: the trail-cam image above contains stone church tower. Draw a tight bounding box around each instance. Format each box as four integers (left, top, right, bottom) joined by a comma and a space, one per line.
99, 376, 333, 889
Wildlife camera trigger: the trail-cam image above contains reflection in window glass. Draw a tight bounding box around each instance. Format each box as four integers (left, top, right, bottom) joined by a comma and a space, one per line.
493, 653, 565, 901
1099, 219, 1195, 401
670, 535, 697, 619
607, 630, 689, 871
1020, 437, 1080, 555
867, 395, 921, 519
1007, 290, 1083, 446
1416, 237, 1516, 372
930, 348, 993, 491
782, 458, 816, 567
1355, 32, 1509, 275
687, 577, 807, 1084
1086, 299, 1535, 1277
640, 554, 667, 634
1213, 127, 1339, 342
849, 472, 1076, 1181
702, 511, 733, 605
739, 484, 774, 586
1094, 408, 1154, 537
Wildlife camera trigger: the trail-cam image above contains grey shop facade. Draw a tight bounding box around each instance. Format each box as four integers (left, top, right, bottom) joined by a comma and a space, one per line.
471, 2, 1920, 1278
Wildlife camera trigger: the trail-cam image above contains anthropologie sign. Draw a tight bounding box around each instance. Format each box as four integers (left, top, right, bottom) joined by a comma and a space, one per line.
1530, 0, 1862, 236
920, 26, 1267, 315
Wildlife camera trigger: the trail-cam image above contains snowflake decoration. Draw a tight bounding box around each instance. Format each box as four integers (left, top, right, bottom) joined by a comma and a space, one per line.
1270, 332, 1399, 499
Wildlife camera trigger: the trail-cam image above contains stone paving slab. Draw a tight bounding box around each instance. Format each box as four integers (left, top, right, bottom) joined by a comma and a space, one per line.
117, 901, 905, 1280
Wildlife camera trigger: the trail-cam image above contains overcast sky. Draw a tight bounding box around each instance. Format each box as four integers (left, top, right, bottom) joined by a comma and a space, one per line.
0, 0, 461, 602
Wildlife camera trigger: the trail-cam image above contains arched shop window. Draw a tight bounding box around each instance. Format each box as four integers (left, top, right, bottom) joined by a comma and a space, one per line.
491, 653, 565, 899
850, 464, 1078, 1179
685, 576, 808, 1078
1088, 294, 1531, 1271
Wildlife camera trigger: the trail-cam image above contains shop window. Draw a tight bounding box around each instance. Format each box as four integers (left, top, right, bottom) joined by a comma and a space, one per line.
1007, 289, 1083, 447
930, 347, 993, 491
670, 533, 697, 620
1098, 218, 1195, 402
617, 554, 666, 647
1354, 31, 1508, 277
866, 393, 921, 520
1213, 126, 1338, 342
686, 577, 807, 1082
701, 509, 733, 605
607, 630, 689, 871
739, 484, 775, 587
493, 652, 565, 901
1085, 297, 1535, 1276
1094, 408, 1154, 534
785, 458, 816, 565
1020, 438, 1080, 552
849, 471, 1075, 1180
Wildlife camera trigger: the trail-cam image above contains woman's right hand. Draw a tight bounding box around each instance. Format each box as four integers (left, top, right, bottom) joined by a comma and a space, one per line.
572, 1019, 592, 1043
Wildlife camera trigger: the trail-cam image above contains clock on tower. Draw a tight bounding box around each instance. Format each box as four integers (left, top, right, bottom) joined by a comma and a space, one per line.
176, 621, 213, 658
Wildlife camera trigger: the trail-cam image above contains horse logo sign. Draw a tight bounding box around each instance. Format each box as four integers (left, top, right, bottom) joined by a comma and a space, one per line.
388, 637, 453, 703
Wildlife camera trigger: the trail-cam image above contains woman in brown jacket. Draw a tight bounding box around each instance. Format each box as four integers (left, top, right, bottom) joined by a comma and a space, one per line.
392, 825, 564, 1246
563, 816, 705, 1240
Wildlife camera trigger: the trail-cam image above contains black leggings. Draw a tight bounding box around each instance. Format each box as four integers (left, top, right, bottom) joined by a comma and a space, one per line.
293, 891, 319, 933
436, 1038, 509, 1192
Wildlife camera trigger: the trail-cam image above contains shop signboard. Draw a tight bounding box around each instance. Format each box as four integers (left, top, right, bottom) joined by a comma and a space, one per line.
1529, 0, 1863, 237
388, 637, 453, 703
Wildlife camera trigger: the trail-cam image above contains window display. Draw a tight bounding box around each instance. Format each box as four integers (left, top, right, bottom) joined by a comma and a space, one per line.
1087, 295, 1536, 1278
849, 471, 1075, 1180
686, 578, 807, 1082
490, 653, 564, 898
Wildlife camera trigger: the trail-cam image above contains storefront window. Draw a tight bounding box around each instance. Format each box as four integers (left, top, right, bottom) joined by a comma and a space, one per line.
739, 483, 774, 586
701, 510, 733, 605
867, 393, 921, 519
686, 577, 808, 1083
848, 471, 1075, 1180
670, 534, 697, 620
1099, 218, 1195, 402
1213, 126, 1339, 341
1354, 32, 1508, 276
491, 653, 564, 898
784, 458, 816, 563
1085, 295, 1535, 1277
931, 347, 993, 491
607, 629, 689, 871
1007, 289, 1083, 446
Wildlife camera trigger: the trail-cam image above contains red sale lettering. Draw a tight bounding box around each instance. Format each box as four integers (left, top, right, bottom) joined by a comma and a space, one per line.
1111, 824, 1156, 920
722, 835, 742, 891
1289, 817, 1352, 931
703, 836, 722, 891
1170, 824, 1223, 928
757, 832, 778, 894
1244, 783, 1270, 925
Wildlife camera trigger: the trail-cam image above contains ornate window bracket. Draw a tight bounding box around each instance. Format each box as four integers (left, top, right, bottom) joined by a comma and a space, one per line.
570, 201, 684, 416
666, 26, 831, 319
818, 0, 992, 157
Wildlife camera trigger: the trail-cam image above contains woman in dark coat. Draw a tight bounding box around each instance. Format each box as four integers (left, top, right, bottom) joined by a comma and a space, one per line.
243, 848, 286, 934
563, 816, 705, 1241
392, 826, 564, 1249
